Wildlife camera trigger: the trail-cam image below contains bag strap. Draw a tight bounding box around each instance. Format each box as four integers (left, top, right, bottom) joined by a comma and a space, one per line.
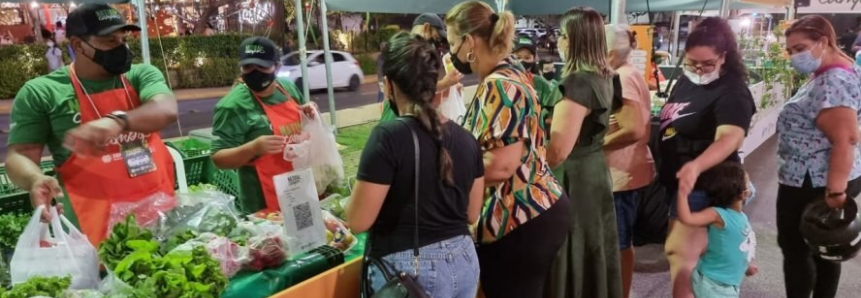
398, 117, 421, 276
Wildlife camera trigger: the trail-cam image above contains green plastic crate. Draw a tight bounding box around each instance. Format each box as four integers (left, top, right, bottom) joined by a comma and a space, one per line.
167, 138, 212, 158
166, 138, 215, 189
0, 161, 56, 214
210, 168, 240, 199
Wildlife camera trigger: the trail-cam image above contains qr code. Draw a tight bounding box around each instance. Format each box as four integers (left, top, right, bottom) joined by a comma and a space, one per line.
293, 202, 314, 231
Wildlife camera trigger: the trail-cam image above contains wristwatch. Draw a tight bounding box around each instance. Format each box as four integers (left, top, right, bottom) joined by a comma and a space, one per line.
106, 111, 130, 131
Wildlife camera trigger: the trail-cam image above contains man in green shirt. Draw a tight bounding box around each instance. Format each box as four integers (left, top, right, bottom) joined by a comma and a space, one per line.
5, 4, 178, 243
380, 13, 462, 123
211, 37, 315, 214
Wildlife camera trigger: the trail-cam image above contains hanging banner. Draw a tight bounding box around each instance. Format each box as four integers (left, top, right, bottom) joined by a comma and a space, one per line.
798, 0, 861, 14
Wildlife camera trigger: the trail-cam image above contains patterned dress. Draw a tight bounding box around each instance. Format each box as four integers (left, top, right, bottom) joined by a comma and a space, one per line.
461, 56, 564, 244
778, 64, 861, 188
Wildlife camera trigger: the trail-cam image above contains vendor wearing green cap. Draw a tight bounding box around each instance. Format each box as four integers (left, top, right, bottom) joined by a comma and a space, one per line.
512, 36, 562, 135
380, 13, 463, 122
5, 3, 178, 246
211, 37, 317, 214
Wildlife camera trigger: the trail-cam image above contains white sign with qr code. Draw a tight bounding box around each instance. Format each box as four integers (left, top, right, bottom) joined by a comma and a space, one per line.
274, 168, 327, 257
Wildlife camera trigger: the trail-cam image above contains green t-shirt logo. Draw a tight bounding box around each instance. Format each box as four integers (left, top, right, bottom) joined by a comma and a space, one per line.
246, 45, 265, 55
96, 9, 121, 21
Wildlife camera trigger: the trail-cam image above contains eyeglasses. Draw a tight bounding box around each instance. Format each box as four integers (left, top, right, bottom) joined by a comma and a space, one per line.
683, 59, 719, 73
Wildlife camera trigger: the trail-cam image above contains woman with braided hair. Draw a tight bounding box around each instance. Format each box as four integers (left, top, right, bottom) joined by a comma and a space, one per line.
445, 2, 571, 297
346, 32, 485, 298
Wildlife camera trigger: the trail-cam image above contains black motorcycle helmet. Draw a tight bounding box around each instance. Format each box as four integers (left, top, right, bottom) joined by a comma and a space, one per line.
800, 197, 861, 262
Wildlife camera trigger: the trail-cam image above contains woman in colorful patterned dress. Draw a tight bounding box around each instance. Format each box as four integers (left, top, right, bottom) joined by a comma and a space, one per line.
444, 2, 571, 297
543, 7, 621, 298
778, 15, 861, 298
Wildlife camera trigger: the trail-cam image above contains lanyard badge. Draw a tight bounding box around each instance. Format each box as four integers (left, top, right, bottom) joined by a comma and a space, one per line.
120, 138, 157, 178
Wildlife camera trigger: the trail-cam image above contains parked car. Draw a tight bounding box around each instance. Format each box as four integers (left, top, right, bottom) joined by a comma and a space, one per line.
277, 50, 365, 92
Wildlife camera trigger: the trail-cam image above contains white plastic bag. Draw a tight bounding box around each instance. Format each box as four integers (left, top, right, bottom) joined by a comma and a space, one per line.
11, 206, 100, 289
297, 109, 345, 195
438, 85, 466, 123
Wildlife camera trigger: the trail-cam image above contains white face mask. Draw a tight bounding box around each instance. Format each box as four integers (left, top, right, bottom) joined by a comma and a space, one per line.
683, 69, 720, 85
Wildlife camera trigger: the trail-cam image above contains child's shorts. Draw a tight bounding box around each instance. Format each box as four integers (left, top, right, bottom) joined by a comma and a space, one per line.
692, 269, 740, 298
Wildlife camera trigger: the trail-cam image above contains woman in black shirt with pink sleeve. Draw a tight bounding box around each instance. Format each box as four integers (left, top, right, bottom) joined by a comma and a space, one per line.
658, 17, 756, 298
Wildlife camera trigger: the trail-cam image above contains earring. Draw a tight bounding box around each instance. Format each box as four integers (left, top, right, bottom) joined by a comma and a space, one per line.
466, 52, 476, 63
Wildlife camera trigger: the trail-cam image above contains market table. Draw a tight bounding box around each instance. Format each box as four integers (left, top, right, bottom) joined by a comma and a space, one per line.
267, 234, 366, 298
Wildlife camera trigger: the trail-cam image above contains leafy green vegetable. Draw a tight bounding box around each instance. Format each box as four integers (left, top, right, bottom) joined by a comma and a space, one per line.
0, 275, 71, 298
0, 213, 31, 252
162, 230, 199, 255
188, 184, 217, 193
198, 209, 237, 236
99, 215, 156, 271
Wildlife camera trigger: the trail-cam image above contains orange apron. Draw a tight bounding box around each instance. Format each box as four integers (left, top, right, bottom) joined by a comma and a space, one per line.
251, 84, 303, 212
60, 66, 176, 246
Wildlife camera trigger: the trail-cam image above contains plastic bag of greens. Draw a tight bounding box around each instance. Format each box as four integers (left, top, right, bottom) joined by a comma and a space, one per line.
106, 192, 176, 237
62, 289, 106, 298
296, 108, 345, 195
162, 190, 240, 238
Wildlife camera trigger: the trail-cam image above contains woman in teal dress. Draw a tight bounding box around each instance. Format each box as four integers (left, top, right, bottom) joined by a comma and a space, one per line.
544, 7, 622, 298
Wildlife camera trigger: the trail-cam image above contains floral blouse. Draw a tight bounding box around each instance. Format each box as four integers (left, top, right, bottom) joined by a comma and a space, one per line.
461, 57, 564, 244
777, 64, 861, 188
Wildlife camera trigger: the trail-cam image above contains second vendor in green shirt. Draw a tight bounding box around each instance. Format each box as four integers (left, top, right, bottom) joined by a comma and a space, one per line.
512, 37, 562, 135
211, 37, 317, 214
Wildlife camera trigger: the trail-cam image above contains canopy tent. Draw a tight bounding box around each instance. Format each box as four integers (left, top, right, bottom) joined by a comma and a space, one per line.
322, 0, 784, 15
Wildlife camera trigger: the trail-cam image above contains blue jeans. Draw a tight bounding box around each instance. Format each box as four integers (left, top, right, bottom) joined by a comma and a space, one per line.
668, 190, 711, 219
614, 188, 642, 250
369, 235, 479, 298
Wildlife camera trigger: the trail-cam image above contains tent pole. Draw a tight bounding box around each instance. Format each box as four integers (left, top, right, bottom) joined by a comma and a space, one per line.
610, 0, 626, 24
135, 0, 151, 64
719, 0, 731, 18
787, 0, 796, 20
319, 0, 337, 131
294, 0, 311, 101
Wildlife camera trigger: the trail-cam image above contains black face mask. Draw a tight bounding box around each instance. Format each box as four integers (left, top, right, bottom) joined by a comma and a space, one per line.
521, 61, 537, 74
451, 37, 474, 75
85, 42, 132, 75
242, 69, 276, 92
543, 71, 556, 81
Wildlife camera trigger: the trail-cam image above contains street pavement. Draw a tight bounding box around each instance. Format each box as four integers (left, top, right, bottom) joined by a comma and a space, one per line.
0, 76, 480, 159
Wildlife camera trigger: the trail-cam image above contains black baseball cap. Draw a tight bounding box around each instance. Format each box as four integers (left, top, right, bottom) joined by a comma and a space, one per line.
513, 36, 536, 55
66, 4, 140, 37
413, 13, 447, 39
239, 37, 280, 68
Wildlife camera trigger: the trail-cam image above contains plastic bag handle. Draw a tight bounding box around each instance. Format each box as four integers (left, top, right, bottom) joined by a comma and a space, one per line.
49, 207, 68, 243
15, 205, 47, 249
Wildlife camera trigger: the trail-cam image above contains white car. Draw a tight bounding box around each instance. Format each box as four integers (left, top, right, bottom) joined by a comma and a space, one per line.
276, 50, 365, 91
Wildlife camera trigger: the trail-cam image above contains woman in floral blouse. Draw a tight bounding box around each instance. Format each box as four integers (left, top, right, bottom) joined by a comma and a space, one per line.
444, 2, 571, 297
778, 15, 861, 298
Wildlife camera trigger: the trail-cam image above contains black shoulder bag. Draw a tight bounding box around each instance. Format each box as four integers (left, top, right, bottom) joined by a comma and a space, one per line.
360, 118, 429, 298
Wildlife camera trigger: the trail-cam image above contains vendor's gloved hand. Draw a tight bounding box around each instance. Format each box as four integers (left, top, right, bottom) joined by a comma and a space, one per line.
253, 135, 286, 155
63, 118, 124, 157
30, 174, 64, 222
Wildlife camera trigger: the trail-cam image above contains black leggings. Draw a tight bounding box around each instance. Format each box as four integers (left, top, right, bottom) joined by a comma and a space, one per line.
477, 196, 571, 298
777, 176, 861, 298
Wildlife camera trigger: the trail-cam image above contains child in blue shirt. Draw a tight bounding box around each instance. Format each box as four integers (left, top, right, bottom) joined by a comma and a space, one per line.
676, 161, 758, 298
